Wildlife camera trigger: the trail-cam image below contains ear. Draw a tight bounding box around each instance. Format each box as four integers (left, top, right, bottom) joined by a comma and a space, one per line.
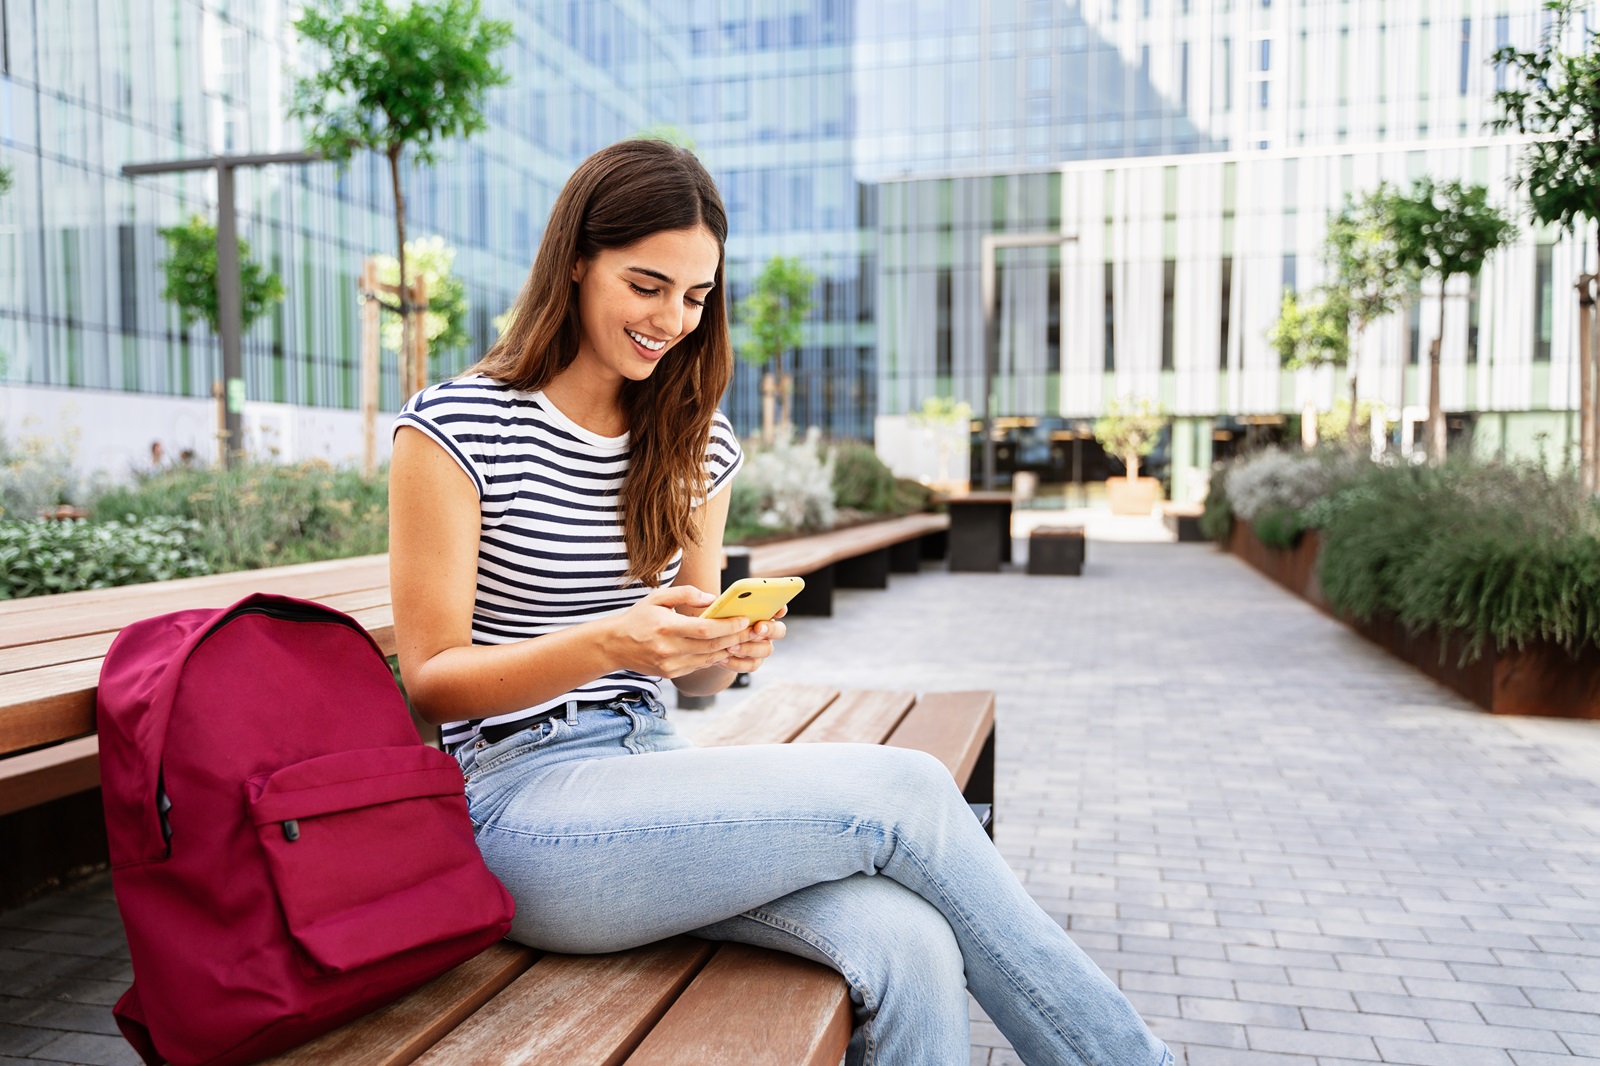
571, 257, 589, 284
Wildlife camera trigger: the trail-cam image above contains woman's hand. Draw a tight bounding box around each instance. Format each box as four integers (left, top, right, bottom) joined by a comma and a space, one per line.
714, 606, 788, 674
607, 586, 755, 678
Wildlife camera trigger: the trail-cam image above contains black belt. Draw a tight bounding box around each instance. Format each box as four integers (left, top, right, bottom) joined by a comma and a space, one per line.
472, 698, 637, 746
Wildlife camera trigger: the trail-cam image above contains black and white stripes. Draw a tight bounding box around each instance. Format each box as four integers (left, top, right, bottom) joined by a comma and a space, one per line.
395, 374, 743, 749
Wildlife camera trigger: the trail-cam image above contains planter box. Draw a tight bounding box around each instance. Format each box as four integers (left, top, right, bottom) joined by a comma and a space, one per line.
1224, 519, 1600, 719
1224, 520, 1326, 610
1106, 476, 1162, 516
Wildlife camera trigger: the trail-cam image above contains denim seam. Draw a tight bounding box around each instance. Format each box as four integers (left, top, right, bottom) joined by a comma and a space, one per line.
739, 908, 880, 1065
892, 833, 1097, 1065
469, 814, 874, 843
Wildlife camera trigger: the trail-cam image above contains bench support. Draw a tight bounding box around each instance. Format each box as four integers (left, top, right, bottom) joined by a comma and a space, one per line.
835, 546, 890, 589
919, 530, 948, 562
888, 539, 922, 574
787, 564, 834, 616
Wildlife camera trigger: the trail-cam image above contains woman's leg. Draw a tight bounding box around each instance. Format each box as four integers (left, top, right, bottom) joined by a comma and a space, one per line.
460, 707, 1171, 1066
692, 874, 970, 1066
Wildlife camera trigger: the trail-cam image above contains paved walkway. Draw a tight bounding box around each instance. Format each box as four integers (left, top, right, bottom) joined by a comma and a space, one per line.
6, 528, 1600, 1065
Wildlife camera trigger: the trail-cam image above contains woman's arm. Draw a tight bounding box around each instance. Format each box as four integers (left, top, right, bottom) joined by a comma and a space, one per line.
668, 472, 788, 698
389, 426, 755, 724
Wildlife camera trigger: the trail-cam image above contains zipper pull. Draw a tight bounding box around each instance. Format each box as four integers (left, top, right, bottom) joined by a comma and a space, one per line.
281, 819, 300, 842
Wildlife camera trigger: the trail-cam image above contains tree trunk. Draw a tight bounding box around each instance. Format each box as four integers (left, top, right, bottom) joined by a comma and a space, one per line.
1126, 451, 1140, 482
760, 370, 776, 446
777, 353, 793, 439
388, 146, 414, 399
1428, 280, 1447, 464
1579, 271, 1596, 493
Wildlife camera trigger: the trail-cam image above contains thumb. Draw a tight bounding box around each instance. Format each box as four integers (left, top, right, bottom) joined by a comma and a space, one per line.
647, 585, 716, 610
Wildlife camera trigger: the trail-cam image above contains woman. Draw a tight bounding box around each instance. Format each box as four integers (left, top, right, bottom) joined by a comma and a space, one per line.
389, 139, 1172, 1066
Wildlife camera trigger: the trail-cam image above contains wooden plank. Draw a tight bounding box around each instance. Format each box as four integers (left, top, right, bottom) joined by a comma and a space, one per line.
262, 942, 537, 1066
792, 689, 915, 745
413, 938, 715, 1066
885, 691, 996, 790
624, 942, 851, 1066
747, 514, 948, 579
0, 555, 391, 647
0, 588, 396, 675
0, 661, 100, 755
0, 736, 99, 816
689, 682, 839, 747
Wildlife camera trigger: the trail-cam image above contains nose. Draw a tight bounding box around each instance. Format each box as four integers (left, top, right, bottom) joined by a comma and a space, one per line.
650, 299, 685, 338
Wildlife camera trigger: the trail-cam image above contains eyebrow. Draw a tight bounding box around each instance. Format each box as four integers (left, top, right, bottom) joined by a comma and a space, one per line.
626, 265, 715, 290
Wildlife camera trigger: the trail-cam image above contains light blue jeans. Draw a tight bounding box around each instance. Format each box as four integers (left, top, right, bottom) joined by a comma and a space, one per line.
455, 697, 1173, 1066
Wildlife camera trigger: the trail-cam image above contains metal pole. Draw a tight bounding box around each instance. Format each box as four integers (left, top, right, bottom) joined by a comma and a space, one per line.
215, 165, 244, 467
979, 232, 1078, 490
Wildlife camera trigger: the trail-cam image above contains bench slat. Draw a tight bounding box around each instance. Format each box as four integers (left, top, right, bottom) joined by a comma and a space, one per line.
885, 691, 996, 791
746, 514, 948, 579
690, 682, 838, 747
260, 941, 537, 1066
0, 588, 398, 676
0, 735, 99, 817
793, 689, 915, 745
0, 555, 391, 644
413, 937, 715, 1066
624, 942, 851, 1066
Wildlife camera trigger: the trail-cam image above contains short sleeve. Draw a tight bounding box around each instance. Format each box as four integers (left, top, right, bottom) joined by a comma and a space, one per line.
392, 381, 497, 499
703, 411, 744, 503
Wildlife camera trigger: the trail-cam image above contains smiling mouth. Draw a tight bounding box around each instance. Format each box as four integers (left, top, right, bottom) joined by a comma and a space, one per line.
626, 328, 667, 353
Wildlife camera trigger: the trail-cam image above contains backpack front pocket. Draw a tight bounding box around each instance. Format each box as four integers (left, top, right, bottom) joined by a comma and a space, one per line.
247, 745, 512, 974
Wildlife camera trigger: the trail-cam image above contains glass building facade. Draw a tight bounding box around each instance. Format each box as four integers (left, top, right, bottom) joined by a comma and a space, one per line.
1, 0, 1592, 470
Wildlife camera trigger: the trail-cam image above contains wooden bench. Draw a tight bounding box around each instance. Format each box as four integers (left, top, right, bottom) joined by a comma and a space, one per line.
255, 681, 995, 1065
740, 512, 950, 616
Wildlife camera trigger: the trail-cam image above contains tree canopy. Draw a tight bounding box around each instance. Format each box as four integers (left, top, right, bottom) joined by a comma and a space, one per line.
1093, 397, 1165, 481
1388, 178, 1517, 285
738, 257, 815, 370
1268, 287, 1351, 372
1491, 0, 1600, 237
158, 215, 285, 336
289, 0, 513, 168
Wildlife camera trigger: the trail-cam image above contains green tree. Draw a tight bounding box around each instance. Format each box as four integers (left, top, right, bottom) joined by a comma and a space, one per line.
1388, 178, 1516, 464
737, 256, 815, 444
0, 166, 12, 197
290, 0, 512, 398
1093, 396, 1165, 482
158, 215, 285, 335
374, 236, 469, 368
1323, 185, 1414, 443
1268, 287, 1351, 445
1492, 0, 1600, 489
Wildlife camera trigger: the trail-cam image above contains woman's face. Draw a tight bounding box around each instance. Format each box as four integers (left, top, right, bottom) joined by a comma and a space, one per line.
570, 225, 721, 385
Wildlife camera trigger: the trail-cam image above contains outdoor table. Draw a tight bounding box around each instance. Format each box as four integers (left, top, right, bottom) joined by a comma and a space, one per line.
934, 492, 1015, 572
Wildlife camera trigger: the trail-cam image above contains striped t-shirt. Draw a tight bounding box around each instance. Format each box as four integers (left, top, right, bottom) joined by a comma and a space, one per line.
394, 373, 744, 748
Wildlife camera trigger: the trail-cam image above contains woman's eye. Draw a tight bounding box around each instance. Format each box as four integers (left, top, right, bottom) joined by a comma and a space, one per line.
628, 282, 659, 297
686, 296, 706, 308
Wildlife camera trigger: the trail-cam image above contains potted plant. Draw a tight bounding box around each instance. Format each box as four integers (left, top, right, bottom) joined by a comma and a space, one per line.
1093, 397, 1166, 515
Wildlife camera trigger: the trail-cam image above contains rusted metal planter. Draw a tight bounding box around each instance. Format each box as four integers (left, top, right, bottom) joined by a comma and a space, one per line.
1224, 519, 1600, 719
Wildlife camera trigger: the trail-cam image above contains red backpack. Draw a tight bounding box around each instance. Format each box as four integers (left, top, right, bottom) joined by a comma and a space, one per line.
97, 593, 514, 1066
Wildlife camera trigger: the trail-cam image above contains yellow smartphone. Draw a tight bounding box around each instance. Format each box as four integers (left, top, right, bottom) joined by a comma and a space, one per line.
699, 577, 805, 622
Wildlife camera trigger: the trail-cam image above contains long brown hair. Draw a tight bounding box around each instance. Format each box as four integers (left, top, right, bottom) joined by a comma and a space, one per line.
469, 140, 733, 586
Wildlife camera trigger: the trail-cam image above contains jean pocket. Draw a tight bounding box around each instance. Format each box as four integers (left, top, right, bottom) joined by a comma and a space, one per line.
473, 717, 567, 775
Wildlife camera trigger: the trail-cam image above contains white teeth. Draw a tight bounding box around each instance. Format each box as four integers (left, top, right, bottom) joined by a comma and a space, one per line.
627, 329, 665, 352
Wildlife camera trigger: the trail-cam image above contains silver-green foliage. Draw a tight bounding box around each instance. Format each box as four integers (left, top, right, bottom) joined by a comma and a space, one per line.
730, 428, 837, 536
0, 517, 210, 599
1225, 448, 1352, 522
0, 426, 80, 518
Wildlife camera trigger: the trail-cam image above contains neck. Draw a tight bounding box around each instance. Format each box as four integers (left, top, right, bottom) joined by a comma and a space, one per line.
544, 364, 628, 437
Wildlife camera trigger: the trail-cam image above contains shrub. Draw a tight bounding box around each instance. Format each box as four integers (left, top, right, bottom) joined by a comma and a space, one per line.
0, 424, 81, 518
830, 441, 897, 513
891, 476, 931, 515
729, 429, 836, 539
0, 517, 211, 599
91, 460, 388, 572
1198, 471, 1233, 542
1317, 460, 1600, 661
1224, 447, 1360, 523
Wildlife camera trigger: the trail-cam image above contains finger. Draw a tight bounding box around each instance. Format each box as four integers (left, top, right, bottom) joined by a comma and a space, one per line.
772, 606, 789, 620
649, 585, 717, 611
